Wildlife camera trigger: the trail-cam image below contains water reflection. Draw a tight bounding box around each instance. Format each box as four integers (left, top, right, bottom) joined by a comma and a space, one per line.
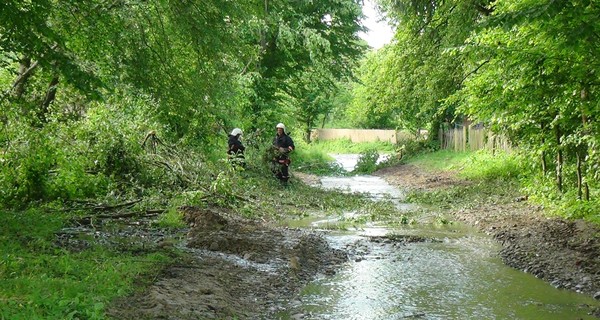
319, 175, 417, 213
291, 228, 598, 319
283, 154, 599, 320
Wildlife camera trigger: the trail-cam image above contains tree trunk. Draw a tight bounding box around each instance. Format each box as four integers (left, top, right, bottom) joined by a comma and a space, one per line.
14, 57, 33, 99
580, 84, 589, 125
576, 150, 583, 200
541, 151, 547, 174
584, 183, 590, 201
555, 125, 563, 193
303, 118, 312, 143
429, 119, 442, 145
38, 76, 60, 123
577, 83, 591, 200
540, 122, 547, 174
0, 57, 39, 104
260, 0, 268, 51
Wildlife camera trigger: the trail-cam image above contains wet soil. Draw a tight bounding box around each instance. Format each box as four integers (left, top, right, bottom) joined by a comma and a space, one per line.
107, 206, 348, 320
374, 164, 600, 303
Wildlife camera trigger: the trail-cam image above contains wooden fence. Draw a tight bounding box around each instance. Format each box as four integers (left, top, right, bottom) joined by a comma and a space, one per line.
439, 126, 511, 152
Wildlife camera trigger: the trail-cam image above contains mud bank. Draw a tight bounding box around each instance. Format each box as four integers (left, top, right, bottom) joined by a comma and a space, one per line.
107, 206, 347, 319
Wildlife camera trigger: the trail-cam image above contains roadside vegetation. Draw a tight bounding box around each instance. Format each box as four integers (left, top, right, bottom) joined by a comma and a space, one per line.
293, 138, 397, 175
401, 150, 599, 225
0, 208, 171, 320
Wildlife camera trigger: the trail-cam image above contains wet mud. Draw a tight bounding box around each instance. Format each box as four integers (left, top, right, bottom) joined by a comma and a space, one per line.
107, 206, 348, 320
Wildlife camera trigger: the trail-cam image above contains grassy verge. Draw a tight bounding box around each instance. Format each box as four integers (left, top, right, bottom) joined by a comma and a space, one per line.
299, 138, 396, 154
0, 209, 170, 320
202, 162, 398, 221
402, 150, 599, 225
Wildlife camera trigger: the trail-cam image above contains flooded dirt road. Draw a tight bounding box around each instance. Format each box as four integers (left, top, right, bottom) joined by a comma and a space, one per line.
106, 154, 600, 319
279, 154, 599, 319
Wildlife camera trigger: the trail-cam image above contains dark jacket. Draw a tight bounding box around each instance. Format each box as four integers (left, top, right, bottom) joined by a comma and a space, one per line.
228, 135, 245, 155
273, 133, 295, 151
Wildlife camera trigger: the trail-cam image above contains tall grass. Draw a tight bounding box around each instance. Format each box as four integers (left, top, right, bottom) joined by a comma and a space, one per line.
404, 149, 599, 224
404, 150, 522, 181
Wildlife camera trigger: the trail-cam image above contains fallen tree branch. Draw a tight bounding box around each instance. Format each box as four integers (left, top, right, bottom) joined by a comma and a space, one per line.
88, 199, 142, 211
73, 209, 166, 225
61, 199, 143, 212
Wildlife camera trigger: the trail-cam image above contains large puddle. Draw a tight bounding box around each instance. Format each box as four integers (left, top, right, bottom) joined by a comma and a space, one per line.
280, 154, 599, 319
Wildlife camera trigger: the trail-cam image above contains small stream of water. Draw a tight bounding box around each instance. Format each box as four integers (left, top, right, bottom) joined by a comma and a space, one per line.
281, 154, 598, 319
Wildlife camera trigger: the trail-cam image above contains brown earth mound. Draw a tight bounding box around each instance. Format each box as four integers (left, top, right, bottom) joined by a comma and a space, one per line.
107, 206, 347, 320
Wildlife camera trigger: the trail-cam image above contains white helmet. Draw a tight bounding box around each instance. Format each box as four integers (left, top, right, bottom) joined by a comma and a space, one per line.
230, 128, 243, 136
276, 123, 285, 130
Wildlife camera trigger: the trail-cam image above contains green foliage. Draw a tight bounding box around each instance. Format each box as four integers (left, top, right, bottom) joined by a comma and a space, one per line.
0, 89, 169, 208
353, 149, 380, 174
522, 172, 600, 224
448, 0, 600, 209
357, 0, 481, 135
394, 137, 439, 162
322, 82, 354, 128
292, 146, 346, 176
347, 50, 400, 129
402, 150, 473, 171
403, 149, 522, 181
555, 198, 600, 224
45, 155, 110, 203
406, 150, 600, 223
0, 1, 105, 99
289, 138, 399, 175
306, 138, 396, 154
346, 0, 600, 220
155, 208, 186, 228
1, 0, 370, 208
458, 151, 523, 181
0, 130, 57, 207
245, 0, 366, 134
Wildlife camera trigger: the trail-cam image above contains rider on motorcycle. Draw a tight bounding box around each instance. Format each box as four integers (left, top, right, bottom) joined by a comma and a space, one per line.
271, 123, 295, 182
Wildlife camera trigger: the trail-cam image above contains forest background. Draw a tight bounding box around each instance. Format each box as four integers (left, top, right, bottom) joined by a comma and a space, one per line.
1, 0, 598, 221
1, 0, 599, 318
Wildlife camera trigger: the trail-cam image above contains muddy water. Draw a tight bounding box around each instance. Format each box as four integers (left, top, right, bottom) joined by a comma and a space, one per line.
282, 154, 599, 319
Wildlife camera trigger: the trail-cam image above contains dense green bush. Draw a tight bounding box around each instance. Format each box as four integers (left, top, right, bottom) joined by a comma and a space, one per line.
0, 131, 56, 207
353, 149, 379, 174
395, 138, 438, 160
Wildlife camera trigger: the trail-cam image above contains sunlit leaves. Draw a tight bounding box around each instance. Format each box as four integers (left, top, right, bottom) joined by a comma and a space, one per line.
454, 0, 600, 200
246, 0, 366, 134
